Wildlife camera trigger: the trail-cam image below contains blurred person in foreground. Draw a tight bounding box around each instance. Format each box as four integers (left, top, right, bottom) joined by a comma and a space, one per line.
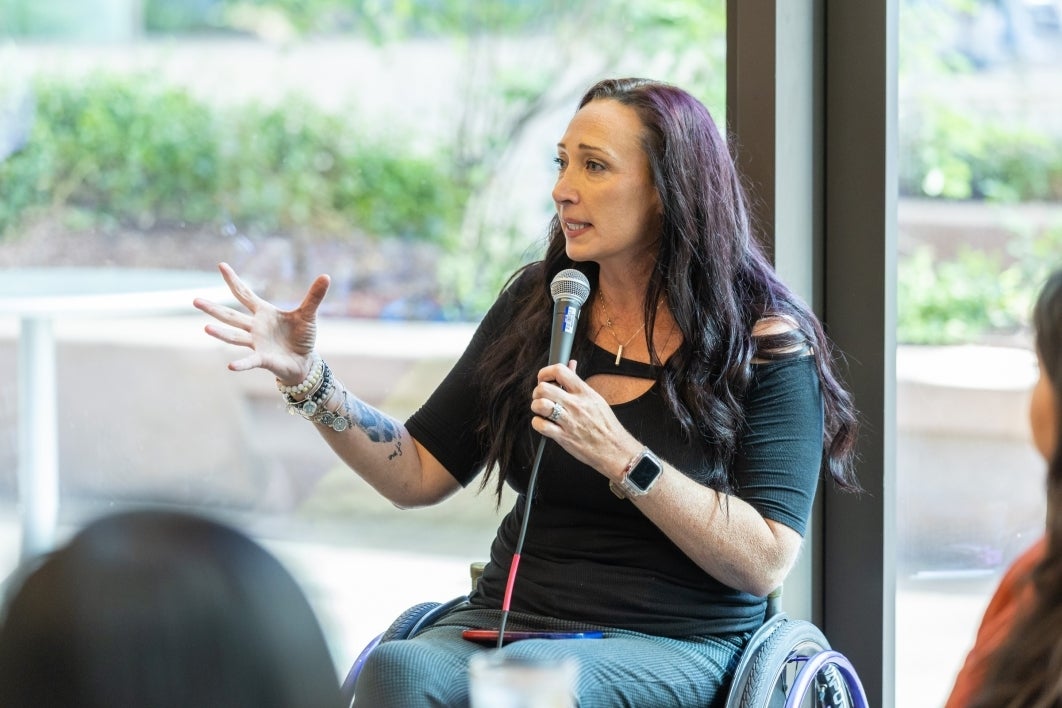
0, 509, 342, 708
194, 77, 861, 707
946, 267, 1062, 708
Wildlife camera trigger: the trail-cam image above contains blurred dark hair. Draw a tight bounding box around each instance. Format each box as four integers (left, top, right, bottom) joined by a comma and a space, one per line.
476, 77, 859, 499
972, 267, 1062, 708
1038, 269, 1062, 518
0, 509, 341, 708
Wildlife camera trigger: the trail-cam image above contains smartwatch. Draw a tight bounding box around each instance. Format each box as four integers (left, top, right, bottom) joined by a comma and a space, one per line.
609, 447, 663, 499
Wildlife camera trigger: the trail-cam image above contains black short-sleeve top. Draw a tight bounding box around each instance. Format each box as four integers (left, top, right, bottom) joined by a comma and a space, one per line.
405, 272, 824, 637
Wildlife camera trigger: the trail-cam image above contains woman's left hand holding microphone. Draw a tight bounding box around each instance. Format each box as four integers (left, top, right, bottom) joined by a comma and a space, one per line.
531, 363, 641, 480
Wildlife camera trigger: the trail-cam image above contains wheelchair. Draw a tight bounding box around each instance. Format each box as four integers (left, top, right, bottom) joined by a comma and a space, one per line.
341, 563, 868, 707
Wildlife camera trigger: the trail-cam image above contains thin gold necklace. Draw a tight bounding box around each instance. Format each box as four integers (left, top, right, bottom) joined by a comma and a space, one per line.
598, 294, 648, 366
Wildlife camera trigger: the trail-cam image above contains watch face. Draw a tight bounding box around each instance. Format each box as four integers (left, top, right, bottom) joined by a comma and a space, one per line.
627, 455, 662, 491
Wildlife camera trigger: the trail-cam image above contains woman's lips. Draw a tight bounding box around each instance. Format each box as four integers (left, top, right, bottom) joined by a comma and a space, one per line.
564, 221, 591, 237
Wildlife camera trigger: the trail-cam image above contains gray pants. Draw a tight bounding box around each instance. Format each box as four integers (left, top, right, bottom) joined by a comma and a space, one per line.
352, 607, 750, 707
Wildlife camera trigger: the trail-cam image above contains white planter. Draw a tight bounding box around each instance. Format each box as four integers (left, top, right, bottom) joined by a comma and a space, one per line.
896, 344, 1044, 577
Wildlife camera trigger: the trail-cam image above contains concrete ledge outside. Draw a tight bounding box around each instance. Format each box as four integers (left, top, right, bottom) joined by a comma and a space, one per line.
0, 313, 506, 521
896, 343, 1043, 576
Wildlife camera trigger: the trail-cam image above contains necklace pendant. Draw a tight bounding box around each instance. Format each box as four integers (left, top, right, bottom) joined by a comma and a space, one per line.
615, 346, 623, 366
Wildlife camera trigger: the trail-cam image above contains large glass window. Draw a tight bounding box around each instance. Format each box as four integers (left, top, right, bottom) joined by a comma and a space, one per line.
0, 0, 727, 674
895, 1, 1062, 704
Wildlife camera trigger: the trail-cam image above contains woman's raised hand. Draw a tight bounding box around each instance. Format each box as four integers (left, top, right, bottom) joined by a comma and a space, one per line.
193, 262, 331, 385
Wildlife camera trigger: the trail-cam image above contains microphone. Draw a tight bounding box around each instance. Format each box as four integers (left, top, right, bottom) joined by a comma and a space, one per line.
496, 268, 591, 648
547, 268, 591, 366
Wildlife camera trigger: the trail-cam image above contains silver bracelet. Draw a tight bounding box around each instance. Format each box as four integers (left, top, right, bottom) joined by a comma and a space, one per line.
283, 361, 333, 418
312, 388, 355, 433
282, 361, 354, 433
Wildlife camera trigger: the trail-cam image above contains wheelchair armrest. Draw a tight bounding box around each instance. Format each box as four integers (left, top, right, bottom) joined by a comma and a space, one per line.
765, 585, 783, 620
470, 561, 486, 591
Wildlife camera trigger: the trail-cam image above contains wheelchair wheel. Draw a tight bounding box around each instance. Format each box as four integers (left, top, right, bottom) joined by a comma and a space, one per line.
342, 599, 460, 706
737, 618, 858, 708
782, 650, 868, 708
379, 601, 443, 642
725, 614, 790, 708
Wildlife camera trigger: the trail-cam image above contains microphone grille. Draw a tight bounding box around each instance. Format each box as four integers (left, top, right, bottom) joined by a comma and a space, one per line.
550, 268, 591, 306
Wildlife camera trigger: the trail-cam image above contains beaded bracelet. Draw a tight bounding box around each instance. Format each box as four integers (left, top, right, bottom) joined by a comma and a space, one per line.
284, 362, 333, 418
276, 355, 324, 396
282, 361, 355, 433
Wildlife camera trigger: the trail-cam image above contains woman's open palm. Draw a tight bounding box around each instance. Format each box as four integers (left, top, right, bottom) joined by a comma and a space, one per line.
193, 262, 330, 383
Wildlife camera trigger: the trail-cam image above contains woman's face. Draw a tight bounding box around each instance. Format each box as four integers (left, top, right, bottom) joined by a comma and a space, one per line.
1030, 352, 1059, 461
552, 98, 662, 269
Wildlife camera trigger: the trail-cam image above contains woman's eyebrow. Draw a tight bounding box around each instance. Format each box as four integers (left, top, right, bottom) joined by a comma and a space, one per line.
556, 141, 610, 156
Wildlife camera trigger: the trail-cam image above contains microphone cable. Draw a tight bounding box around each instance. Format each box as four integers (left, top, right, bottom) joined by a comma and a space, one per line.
492, 268, 589, 650
495, 435, 548, 649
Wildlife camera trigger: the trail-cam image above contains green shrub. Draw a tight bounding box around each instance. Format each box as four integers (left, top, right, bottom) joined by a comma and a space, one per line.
0, 116, 57, 234
898, 224, 1062, 345
900, 102, 1062, 202
38, 74, 220, 227
0, 73, 466, 245
217, 99, 347, 234
898, 247, 1027, 344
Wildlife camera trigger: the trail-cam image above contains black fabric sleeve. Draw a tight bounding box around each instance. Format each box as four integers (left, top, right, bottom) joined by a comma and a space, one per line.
732, 355, 824, 536
404, 279, 524, 487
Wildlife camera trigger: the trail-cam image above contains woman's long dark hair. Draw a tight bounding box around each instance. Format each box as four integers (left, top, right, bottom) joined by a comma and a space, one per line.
972, 268, 1062, 708
475, 77, 859, 500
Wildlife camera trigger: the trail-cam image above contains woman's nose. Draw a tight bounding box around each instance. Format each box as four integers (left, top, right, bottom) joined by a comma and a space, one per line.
552, 173, 578, 205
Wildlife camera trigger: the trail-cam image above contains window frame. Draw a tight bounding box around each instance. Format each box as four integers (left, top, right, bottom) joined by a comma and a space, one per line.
727, 1, 897, 704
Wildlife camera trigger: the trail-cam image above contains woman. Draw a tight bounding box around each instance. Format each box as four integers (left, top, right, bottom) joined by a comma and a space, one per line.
946, 268, 1062, 708
0, 509, 342, 708
194, 77, 860, 707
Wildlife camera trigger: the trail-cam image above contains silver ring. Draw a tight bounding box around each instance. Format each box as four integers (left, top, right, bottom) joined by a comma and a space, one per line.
547, 401, 564, 423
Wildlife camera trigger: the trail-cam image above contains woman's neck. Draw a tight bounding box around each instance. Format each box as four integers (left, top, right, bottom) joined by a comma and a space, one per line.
596, 267, 651, 315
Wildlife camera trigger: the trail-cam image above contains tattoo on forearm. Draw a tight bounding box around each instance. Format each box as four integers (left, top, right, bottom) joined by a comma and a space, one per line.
342, 396, 403, 459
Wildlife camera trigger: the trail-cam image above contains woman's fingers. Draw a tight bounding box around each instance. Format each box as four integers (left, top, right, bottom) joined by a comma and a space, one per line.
194, 299, 252, 331
217, 261, 279, 316
215, 262, 263, 312
227, 351, 266, 373
295, 274, 331, 316
195, 263, 269, 329
203, 322, 253, 349
532, 383, 591, 434
533, 396, 562, 422
537, 361, 578, 386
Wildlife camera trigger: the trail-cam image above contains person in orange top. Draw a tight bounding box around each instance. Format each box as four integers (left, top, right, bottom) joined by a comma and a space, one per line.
945, 267, 1062, 708
945, 537, 1045, 708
